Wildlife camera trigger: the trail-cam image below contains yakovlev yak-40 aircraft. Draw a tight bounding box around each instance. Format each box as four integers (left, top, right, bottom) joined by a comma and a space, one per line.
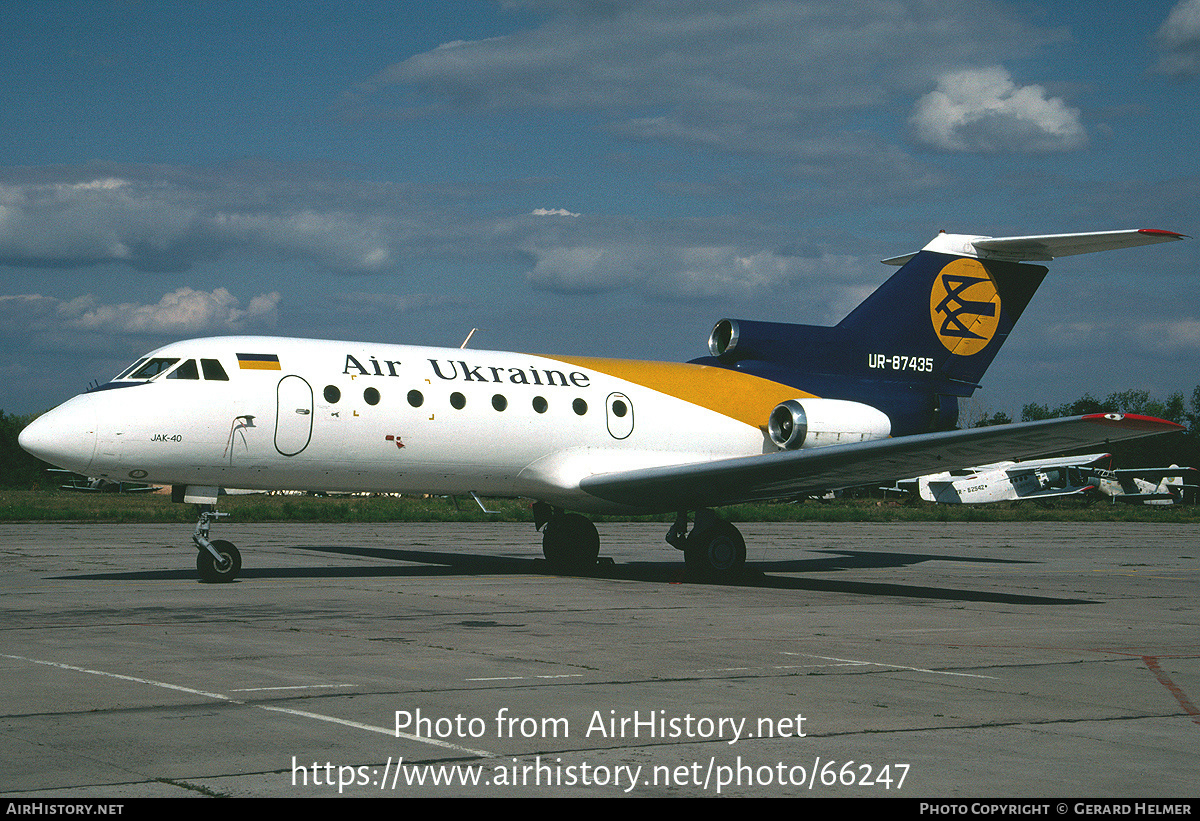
19, 228, 1187, 582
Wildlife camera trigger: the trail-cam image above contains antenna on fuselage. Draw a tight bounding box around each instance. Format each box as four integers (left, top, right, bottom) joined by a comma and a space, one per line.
460, 328, 479, 348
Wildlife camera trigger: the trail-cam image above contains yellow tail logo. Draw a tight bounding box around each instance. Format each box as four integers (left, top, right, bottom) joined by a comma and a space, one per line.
929, 259, 1001, 356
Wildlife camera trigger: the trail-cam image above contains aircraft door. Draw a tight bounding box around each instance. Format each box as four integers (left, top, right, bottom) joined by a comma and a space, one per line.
606, 392, 634, 440
275, 375, 313, 456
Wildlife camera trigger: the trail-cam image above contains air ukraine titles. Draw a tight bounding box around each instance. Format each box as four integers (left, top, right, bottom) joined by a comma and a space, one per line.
343, 354, 590, 388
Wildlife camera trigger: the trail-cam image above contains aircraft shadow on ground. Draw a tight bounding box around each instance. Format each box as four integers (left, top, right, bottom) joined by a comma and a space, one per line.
57, 544, 1091, 604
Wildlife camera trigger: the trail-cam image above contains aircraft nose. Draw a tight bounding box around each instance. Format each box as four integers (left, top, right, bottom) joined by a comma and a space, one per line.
19, 397, 97, 475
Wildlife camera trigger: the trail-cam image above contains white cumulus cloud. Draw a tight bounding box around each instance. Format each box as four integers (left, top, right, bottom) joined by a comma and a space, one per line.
1156, 0, 1200, 77
908, 67, 1086, 153
523, 239, 867, 308
57, 287, 280, 335
364, 1, 1049, 164
0, 172, 405, 274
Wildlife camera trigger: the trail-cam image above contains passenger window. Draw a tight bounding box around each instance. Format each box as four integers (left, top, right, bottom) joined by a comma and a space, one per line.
407, 390, 424, 408
201, 359, 229, 381
324, 385, 341, 403
573, 398, 588, 416
492, 394, 507, 411
167, 359, 200, 379
450, 392, 466, 410
364, 387, 381, 405
533, 396, 548, 413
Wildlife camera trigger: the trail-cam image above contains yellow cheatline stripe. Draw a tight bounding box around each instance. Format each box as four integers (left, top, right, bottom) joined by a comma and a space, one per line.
545, 355, 815, 429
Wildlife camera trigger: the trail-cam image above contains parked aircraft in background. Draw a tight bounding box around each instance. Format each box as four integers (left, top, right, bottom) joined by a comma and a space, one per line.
888, 453, 1196, 505
1084, 459, 1196, 505
49, 469, 157, 494
19, 228, 1186, 582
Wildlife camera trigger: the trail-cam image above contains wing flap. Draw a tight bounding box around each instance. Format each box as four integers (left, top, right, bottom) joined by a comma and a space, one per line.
579, 414, 1182, 512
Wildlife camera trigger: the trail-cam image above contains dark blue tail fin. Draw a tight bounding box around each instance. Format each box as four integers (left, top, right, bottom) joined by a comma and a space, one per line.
700, 247, 1047, 400
695, 228, 1184, 434
835, 249, 1048, 397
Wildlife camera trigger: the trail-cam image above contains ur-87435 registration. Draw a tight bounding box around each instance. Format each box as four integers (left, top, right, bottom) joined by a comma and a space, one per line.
868, 354, 935, 372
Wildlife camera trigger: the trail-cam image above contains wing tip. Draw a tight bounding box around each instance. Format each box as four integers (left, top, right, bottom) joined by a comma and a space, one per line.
1137, 228, 1189, 240
1083, 412, 1185, 433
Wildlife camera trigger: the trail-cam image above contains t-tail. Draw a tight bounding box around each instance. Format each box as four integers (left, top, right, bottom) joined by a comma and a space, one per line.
695, 229, 1186, 436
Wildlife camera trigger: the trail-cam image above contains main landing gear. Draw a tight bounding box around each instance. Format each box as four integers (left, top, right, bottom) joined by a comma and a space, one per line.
193, 507, 242, 583
533, 503, 747, 581
666, 509, 747, 581
186, 500, 744, 583
534, 504, 601, 574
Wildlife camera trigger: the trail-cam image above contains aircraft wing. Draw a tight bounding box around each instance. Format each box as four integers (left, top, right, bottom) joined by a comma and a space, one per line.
1002, 453, 1111, 472
1110, 466, 1197, 482
579, 414, 1181, 512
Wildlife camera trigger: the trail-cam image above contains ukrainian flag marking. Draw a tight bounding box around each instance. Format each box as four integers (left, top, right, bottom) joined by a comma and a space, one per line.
237, 353, 281, 370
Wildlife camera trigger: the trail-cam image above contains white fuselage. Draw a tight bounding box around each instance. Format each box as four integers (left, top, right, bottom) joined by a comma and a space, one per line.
916, 466, 1063, 504
26, 336, 821, 514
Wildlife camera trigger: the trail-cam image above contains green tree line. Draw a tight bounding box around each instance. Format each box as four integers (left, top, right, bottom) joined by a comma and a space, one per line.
0, 410, 56, 489
974, 386, 1200, 468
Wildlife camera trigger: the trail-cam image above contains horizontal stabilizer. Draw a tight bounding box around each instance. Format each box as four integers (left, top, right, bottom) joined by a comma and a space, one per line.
883, 229, 1186, 266
1112, 493, 1179, 504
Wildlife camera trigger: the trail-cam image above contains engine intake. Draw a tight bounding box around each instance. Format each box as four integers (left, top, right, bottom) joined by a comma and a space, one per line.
707, 317, 819, 363
709, 319, 741, 357
767, 398, 891, 450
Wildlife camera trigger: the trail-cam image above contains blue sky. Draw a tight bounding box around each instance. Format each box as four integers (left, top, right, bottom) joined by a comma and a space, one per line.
2, 0, 1197, 418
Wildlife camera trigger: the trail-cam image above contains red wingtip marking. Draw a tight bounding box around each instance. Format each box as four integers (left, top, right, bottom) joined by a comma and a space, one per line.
1084, 413, 1185, 432
1138, 228, 1188, 239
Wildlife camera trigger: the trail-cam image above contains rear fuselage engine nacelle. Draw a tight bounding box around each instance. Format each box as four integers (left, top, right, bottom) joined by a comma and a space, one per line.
767, 398, 892, 450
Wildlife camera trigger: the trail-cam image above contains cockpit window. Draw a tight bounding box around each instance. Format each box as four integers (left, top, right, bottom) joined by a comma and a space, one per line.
114, 359, 148, 380
128, 358, 180, 380
167, 359, 200, 379
107, 355, 230, 385
201, 359, 229, 381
